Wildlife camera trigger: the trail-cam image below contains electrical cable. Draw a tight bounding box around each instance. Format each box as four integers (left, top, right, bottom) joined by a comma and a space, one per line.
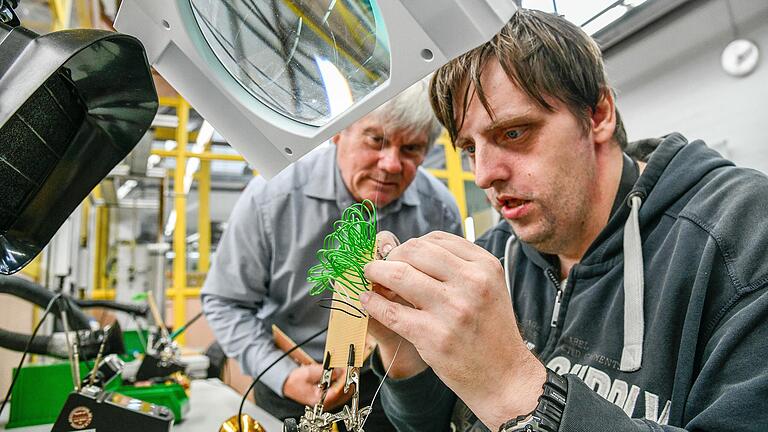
307, 200, 377, 301
170, 310, 204, 341
0, 292, 64, 418
236, 326, 328, 432
315, 298, 366, 319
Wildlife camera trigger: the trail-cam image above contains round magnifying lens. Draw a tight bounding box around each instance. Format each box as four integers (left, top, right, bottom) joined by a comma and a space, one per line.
190, 0, 391, 127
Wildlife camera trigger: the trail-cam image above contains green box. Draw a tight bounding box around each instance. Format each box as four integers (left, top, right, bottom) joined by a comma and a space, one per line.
122, 329, 149, 357
6, 361, 91, 428
6, 361, 188, 428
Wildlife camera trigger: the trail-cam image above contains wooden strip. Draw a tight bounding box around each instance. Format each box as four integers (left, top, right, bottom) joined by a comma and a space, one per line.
323, 279, 370, 368
272, 324, 317, 365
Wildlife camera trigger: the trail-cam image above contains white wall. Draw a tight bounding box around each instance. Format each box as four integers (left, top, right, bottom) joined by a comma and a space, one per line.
605, 0, 768, 172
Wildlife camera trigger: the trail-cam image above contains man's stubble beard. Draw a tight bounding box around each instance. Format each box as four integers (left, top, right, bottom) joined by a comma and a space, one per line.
510, 164, 596, 256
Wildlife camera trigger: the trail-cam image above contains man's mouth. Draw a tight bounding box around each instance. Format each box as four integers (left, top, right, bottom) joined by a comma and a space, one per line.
370, 177, 399, 188
497, 197, 528, 209
497, 196, 533, 220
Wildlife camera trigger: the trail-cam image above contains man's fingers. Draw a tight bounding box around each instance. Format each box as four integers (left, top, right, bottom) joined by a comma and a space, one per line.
330, 368, 344, 381
364, 260, 439, 308
371, 284, 411, 306
386, 237, 465, 282
302, 364, 324, 381
376, 231, 400, 260
359, 290, 424, 344
324, 382, 352, 409
421, 231, 491, 262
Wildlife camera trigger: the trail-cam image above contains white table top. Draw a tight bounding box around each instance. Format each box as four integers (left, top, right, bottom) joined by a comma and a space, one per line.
1, 379, 283, 431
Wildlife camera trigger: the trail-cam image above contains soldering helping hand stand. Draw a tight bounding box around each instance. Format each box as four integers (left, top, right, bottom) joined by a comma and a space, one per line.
284, 345, 371, 432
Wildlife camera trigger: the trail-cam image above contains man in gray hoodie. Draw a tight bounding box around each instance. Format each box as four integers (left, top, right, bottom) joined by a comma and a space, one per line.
360, 9, 768, 432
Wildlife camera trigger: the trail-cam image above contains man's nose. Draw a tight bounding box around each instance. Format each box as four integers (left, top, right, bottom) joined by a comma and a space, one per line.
473, 143, 508, 189
378, 147, 403, 174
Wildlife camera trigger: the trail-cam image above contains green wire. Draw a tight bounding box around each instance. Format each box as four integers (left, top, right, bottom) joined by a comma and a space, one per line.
307, 199, 377, 301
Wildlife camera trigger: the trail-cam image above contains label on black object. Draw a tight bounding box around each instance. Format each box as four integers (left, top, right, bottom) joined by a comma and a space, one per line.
68, 406, 93, 429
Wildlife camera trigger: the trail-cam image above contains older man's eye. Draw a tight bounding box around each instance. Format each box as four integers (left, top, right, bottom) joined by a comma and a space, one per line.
402, 144, 425, 155
462, 145, 476, 156
505, 129, 522, 139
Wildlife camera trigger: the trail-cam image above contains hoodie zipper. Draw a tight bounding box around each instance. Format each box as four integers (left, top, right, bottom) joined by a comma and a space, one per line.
545, 269, 567, 327
551, 279, 568, 327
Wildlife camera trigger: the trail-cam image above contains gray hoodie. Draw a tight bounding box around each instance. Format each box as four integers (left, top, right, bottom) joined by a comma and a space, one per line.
375, 133, 768, 431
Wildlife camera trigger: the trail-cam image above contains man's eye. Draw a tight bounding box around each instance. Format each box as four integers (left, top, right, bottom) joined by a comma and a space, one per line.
462, 145, 476, 155
505, 129, 521, 139
403, 145, 425, 155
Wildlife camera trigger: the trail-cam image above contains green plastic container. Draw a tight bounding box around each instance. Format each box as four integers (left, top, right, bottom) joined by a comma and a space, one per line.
6, 361, 188, 428
121, 329, 149, 357
6, 361, 93, 428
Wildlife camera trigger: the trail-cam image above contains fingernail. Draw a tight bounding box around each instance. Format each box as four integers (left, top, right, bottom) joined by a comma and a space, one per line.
382, 244, 393, 257
359, 291, 371, 304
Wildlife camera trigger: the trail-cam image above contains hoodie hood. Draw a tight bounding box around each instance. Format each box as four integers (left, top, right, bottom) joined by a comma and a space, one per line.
514, 133, 734, 371
590, 134, 732, 265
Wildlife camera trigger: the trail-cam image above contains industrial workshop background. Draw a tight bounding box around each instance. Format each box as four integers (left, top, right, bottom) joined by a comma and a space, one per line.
3, 0, 768, 403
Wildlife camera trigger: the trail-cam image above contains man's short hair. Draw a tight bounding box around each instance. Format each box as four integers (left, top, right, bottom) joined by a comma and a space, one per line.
370, 77, 443, 150
430, 9, 628, 150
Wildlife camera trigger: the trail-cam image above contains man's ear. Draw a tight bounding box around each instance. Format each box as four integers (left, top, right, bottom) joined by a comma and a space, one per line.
591, 89, 616, 146
331, 133, 341, 145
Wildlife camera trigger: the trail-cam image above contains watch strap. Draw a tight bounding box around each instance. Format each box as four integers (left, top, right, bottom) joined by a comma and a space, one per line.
498, 368, 567, 432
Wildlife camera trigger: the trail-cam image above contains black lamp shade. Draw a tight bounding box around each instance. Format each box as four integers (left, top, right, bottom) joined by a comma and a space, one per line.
0, 24, 158, 274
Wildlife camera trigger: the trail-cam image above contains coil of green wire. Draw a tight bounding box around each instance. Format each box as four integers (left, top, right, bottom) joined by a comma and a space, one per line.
307, 199, 377, 301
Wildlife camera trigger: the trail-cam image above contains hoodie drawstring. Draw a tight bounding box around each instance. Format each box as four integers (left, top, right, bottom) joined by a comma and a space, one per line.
503, 235, 517, 296
621, 193, 645, 372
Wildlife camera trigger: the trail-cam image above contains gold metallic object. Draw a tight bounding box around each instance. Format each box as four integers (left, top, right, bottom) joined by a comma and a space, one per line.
169, 371, 191, 394
219, 414, 266, 432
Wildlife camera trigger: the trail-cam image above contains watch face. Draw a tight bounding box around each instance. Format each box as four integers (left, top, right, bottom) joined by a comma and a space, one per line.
721, 39, 760, 77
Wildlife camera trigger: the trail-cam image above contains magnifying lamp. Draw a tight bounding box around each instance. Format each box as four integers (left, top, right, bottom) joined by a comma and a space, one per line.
114, 0, 517, 178
0, 19, 158, 274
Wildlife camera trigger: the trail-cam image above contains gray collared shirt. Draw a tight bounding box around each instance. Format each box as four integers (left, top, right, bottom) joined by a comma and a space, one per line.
201, 145, 462, 395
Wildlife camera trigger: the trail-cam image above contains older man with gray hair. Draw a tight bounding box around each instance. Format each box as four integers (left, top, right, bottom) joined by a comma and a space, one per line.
201, 79, 462, 430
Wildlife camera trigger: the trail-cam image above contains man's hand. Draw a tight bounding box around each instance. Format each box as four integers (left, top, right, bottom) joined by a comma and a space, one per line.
283, 364, 351, 408
360, 231, 546, 430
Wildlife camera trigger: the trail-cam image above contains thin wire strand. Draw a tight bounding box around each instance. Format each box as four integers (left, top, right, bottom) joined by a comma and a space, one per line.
316, 305, 365, 319
315, 298, 367, 319
0, 293, 64, 417
724, 0, 739, 39
361, 340, 402, 431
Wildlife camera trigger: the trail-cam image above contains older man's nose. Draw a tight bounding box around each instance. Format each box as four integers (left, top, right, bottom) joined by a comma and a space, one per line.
378, 148, 403, 174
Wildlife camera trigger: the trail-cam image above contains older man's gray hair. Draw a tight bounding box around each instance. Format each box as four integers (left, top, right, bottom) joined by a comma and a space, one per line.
369, 77, 443, 150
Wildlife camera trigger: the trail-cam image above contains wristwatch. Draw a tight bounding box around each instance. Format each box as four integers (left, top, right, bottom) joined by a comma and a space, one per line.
498, 368, 568, 432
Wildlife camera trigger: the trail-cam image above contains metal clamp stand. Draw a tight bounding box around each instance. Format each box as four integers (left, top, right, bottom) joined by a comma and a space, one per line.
285, 345, 371, 432
51, 307, 175, 432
